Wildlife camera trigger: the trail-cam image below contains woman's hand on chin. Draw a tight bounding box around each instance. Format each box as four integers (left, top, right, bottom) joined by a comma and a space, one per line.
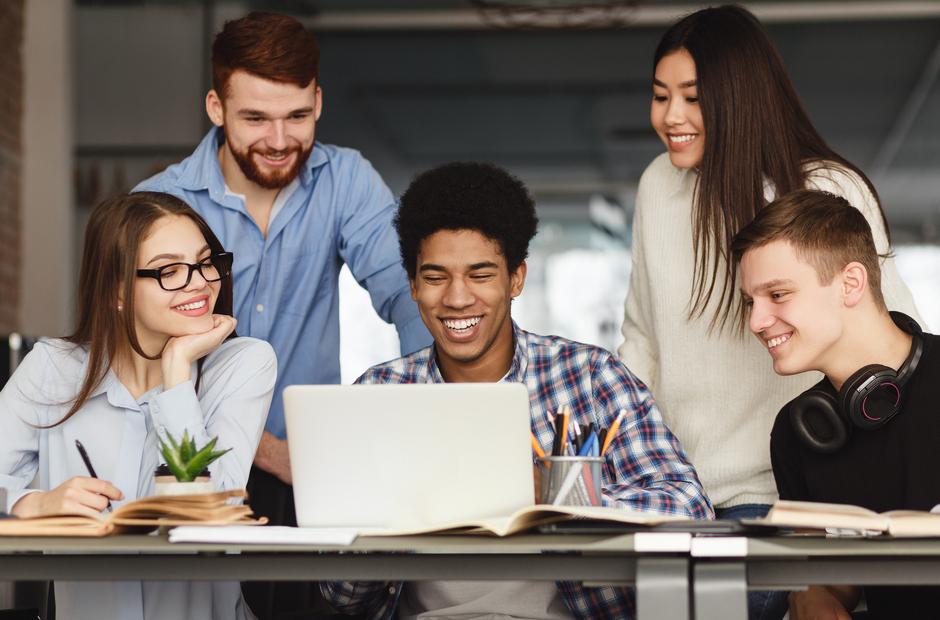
11, 477, 124, 519
161, 315, 237, 389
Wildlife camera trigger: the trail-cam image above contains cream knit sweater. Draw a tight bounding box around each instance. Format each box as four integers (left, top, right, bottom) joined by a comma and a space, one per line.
618, 153, 922, 508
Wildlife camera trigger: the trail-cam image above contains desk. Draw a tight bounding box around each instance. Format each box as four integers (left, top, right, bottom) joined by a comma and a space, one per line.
0, 533, 692, 620
691, 536, 940, 620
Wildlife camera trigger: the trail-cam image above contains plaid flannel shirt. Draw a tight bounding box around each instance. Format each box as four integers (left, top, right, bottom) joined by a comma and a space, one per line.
321, 322, 713, 619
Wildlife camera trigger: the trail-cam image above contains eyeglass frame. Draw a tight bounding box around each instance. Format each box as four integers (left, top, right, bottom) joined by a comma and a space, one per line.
135, 251, 234, 292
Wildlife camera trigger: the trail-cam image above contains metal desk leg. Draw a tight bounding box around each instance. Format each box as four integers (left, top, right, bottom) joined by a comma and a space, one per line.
636, 557, 690, 620
693, 562, 747, 620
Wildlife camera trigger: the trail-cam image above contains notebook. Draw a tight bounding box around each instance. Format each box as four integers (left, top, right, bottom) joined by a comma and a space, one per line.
0, 490, 265, 537
284, 383, 535, 533
751, 499, 940, 537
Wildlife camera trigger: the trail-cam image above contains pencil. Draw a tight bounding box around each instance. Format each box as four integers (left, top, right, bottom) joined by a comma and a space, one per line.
551, 411, 564, 456
601, 409, 627, 456
530, 433, 546, 458
559, 405, 571, 456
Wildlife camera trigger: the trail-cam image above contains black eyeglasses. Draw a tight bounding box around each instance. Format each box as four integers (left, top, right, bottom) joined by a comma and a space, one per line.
136, 252, 233, 292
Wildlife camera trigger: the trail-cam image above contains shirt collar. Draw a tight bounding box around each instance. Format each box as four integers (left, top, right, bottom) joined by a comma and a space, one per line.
425, 320, 529, 384
174, 126, 330, 195
87, 366, 141, 411
84, 351, 196, 411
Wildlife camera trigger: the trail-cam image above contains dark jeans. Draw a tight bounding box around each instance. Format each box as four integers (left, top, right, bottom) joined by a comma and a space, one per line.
715, 504, 789, 620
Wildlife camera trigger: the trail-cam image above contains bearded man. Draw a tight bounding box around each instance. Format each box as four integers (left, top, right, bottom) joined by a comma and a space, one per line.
134, 12, 430, 617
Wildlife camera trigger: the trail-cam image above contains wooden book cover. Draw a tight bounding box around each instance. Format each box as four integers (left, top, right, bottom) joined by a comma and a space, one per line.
0, 489, 266, 537
760, 500, 940, 537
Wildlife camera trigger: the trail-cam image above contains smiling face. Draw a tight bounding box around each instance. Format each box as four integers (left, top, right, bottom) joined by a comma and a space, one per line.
740, 240, 846, 376
411, 229, 526, 383
651, 49, 705, 169
207, 70, 321, 190
132, 215, 222, 353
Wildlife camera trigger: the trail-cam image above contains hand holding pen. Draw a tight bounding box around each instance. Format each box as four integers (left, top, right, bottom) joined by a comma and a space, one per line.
10, 461, 123, 520
74, 440, 118, 513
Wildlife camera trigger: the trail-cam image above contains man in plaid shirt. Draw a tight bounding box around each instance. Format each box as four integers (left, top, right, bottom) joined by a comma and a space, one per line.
321, 162, 713, 619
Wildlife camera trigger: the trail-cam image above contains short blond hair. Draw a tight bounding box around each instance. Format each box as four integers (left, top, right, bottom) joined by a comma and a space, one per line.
731, 189, 887, 311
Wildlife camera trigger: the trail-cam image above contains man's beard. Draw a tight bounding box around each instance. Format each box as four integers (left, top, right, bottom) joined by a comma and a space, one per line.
225, 131, 313, 190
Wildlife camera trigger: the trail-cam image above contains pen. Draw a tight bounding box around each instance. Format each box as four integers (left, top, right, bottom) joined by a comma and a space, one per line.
578, 431, 597, 456
74, 440, 112, 513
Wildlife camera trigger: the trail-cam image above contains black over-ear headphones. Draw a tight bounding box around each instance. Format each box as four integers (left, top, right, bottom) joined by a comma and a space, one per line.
789, 311, 924, 454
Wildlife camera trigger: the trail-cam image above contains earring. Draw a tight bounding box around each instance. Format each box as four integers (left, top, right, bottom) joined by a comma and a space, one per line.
117, 304, 123, 312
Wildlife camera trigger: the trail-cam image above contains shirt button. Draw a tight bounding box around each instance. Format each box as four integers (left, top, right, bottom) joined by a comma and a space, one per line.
256, 304, 264, 313
388, 586, 396, 595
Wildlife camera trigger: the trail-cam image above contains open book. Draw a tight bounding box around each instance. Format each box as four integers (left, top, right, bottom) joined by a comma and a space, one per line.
359, 504, 686, 537
0, 489, 266, 537
758, 499, 940, 537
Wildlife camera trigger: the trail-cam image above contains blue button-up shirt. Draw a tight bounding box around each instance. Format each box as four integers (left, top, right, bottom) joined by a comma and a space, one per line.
135, 128, 431, 437
322, 322, 713, 620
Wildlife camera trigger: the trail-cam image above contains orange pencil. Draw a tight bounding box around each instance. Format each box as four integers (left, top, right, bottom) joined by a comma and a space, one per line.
601, 409, 627, 455
530, 433, 546, 458
559, 405, 571, 455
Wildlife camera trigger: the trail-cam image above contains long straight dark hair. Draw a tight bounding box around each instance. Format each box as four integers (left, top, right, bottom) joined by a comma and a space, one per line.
655, 4, 888, 331
54, 192, 234, 427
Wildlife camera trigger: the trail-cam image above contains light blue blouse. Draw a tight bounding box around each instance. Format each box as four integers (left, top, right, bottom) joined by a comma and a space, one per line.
0, 336, 276, 620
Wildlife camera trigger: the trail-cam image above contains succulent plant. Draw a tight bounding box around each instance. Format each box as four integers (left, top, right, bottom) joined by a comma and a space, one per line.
158, 430, 231, 482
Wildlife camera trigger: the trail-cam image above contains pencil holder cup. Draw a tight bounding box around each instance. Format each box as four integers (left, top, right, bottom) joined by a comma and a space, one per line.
535, 456, 604, 506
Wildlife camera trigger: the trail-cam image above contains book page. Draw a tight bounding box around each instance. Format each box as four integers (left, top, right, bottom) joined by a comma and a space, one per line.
0, 515, 111, 537
110, 489, 264, 526
0, 489, 263, 536
773, 500, 881, 517
764, 500, 887, 532
884, 510, 940, 537
359, 504, 685, 537
169, 525, 358, 545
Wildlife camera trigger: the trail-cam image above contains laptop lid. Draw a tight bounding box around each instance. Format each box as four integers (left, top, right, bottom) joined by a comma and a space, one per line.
284, 383, 534, 531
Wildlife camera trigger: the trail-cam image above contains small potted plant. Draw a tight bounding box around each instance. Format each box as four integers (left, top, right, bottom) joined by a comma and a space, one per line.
154, 431, 231, 496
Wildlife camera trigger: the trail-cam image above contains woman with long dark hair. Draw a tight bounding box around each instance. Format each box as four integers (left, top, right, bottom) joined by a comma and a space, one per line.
0, 192, 275, 619
618, 6, 920, 618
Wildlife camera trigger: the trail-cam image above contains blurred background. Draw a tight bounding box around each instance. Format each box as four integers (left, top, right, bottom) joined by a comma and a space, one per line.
2, 0, 940, 385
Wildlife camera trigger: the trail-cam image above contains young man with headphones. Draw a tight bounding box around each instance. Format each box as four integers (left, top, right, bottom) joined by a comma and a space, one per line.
732, 189, 936, 620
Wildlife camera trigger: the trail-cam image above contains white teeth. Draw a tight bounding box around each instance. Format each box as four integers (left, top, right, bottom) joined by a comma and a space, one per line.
767, 334, 791, 349
443, 317, 481, 331
669, 134, 696, 143
174, 299, 207, 311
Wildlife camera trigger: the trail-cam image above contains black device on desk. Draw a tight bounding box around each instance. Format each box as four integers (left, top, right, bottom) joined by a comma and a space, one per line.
538, 519, 781, 535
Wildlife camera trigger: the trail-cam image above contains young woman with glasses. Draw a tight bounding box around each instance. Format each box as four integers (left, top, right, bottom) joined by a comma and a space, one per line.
0, 191, 275, 619
618, 6, 920, 619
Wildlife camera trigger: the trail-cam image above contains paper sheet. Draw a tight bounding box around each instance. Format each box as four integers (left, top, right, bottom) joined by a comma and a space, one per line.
168, 525, 358, 545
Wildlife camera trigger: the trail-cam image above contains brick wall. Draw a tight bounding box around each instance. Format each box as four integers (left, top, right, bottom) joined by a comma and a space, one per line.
0, 1, 22, 335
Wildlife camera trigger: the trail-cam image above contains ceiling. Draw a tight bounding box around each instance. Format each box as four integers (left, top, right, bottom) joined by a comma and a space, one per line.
74, 1, 940, 239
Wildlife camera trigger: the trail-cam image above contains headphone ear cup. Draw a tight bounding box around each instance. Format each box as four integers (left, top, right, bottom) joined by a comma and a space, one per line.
839, 364, 901, 430
789, 389, 848, 453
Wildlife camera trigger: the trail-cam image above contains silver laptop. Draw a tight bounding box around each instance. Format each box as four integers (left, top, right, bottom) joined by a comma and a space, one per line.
283, 383, 535, 531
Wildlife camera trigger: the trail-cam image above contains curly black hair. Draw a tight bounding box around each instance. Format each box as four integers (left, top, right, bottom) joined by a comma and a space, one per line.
395, 162, 539, 279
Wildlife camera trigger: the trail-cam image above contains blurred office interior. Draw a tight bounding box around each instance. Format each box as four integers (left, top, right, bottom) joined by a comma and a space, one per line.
2, 0, 940, 384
